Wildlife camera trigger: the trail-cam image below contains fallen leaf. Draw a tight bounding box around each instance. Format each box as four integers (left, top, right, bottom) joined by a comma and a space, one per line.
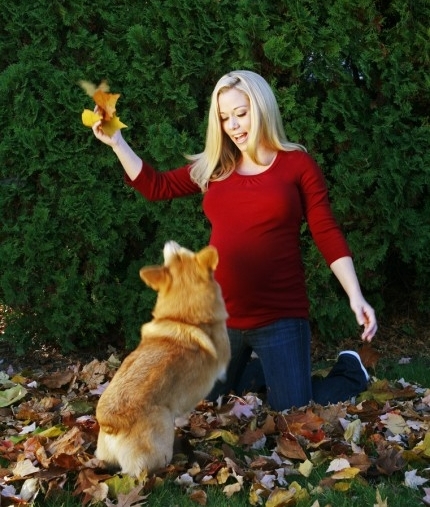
265, 487, 295, 507
189, 489, 207, 505
12, 458, 40, 477
405, 469, 428, 489
326, 457, 350, 473
39, 370, 75, 389
331, 466, 361, 479
0, 385, 27, 407
223, 481, 242, 497
276, 434, 307, 461
105, 484, 148, 507
374, 488, 388, 506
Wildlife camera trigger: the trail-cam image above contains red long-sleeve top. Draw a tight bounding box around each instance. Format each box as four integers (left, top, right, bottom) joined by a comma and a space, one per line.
126, 150, 351, 329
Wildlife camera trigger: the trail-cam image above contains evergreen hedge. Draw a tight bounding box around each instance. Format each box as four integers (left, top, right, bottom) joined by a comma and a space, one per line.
1, 0, 429, 353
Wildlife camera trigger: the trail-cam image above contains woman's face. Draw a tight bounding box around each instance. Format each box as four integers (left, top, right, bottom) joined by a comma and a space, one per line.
218, 88, 252, 152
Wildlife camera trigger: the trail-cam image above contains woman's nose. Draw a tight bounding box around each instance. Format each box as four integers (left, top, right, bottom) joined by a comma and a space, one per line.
229, 116, 239, 129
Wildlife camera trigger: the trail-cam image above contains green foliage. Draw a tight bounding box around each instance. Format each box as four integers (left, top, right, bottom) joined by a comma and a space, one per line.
0, 0, 429, 352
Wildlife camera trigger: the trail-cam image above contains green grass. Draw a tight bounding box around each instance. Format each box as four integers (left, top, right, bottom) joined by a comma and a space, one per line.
375, 355, 430, 387
34, 355, 430, 507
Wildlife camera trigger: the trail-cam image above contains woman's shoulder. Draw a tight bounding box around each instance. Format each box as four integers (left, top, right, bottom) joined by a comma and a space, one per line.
277, 149, 319, 172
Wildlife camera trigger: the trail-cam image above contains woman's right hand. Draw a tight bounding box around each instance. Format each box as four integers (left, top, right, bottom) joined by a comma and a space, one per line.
92, 119, 123, 148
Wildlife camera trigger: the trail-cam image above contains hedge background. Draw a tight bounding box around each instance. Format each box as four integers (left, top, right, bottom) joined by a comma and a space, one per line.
0, 0, 429, 353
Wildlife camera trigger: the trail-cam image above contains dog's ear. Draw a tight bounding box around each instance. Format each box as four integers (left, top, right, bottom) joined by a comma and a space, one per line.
139, 266, 170, 291
196, 245, 219, 271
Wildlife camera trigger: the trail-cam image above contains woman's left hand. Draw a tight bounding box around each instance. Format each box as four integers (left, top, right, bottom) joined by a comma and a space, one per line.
350, 297, 378, 342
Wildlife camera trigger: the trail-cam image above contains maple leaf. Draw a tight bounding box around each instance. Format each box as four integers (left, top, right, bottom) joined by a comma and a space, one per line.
80, 80, 127, 137
404, 469, 428, 489
375, 446, 405, 475
104, 485, 149, 507
374, 488, 388, 507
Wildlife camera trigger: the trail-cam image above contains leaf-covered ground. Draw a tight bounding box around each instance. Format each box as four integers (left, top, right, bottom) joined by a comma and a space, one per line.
1, 336, 430, 507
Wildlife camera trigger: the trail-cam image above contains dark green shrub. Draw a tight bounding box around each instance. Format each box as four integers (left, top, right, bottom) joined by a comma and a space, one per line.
0, 0, 429, 353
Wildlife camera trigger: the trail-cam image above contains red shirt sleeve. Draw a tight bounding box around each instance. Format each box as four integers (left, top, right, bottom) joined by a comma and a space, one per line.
125, 160, 201, 200
298, 153, 352, 265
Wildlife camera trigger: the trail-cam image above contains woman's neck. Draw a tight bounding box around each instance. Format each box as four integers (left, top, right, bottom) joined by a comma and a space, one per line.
235, 149, 278, 175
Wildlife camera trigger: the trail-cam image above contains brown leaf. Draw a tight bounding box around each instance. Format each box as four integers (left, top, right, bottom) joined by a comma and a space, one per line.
189, 489, 207, 505
347, 452, 372, 473
73, 469, 112, 506
276, 434, 307, 461
39, 370, 75, 389
239, 427, 266, 447
47, 426, 84, 457
261, 413, 277, 435
79, 359, 109, 390
375, 447, 406, 475
358, 343, 381, 370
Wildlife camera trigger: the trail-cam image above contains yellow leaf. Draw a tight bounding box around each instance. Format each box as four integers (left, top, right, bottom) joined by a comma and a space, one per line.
216, 467, 230, 484
413, 432, 430, 457
266, 487, 295, 507
249, 487, 261, 506
37, 425, 65, 438
82, 109, 102, 127
333, 481, 352, 491
223, 482, 242, 498
11, 374, 27, 384
374, 488, 388, 507
344, 418, 362, 443
206, 429, 239, 446
101, 115, 127, 137
299, 459, 314, 477
289, 481, 309, 502
331, 467, 361, 480
381, 412, 410, 435
105, 474, 140, 499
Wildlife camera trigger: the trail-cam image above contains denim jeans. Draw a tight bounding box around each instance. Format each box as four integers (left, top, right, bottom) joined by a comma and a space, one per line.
208, 318, 369, 411
209, 318, 313, 411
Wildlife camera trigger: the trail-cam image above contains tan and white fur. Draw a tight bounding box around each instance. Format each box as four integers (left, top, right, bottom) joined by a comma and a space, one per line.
95, 241, 230, 477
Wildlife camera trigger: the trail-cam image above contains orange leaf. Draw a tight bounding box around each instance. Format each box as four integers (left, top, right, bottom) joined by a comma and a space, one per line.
93, 89, 120, 121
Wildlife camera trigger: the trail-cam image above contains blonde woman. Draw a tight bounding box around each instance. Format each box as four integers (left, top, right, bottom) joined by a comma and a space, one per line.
92, 70, 377, 410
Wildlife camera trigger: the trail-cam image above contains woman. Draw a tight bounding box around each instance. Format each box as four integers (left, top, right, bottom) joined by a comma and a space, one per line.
92, 70, 377, 411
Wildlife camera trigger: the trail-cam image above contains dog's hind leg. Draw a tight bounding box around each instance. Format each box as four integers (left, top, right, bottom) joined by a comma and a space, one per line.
117, 407, 175, 477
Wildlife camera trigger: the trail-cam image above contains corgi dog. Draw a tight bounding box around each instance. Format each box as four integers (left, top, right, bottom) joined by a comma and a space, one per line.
95, 241, 230, 477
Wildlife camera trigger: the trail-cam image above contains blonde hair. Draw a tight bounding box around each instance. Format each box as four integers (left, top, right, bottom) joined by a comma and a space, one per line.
187, 70, 306, 191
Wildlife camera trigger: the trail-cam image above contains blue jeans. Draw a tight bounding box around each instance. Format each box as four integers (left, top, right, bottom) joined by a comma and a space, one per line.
208, 318, 369, 411
209, 318, 313, 411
